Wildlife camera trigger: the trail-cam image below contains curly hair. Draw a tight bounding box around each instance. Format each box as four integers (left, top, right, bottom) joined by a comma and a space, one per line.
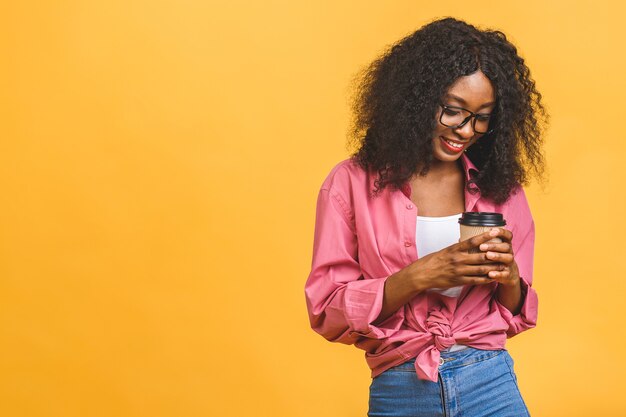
349, 17, 548, 204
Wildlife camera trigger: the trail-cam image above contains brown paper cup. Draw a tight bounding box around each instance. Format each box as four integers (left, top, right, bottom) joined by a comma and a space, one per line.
459, 225, 503, 253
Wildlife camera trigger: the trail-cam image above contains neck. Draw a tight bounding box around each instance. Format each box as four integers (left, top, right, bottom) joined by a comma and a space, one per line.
417, 158, 464, 180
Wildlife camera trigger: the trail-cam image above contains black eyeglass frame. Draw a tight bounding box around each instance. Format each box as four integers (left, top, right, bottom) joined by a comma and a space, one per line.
438, 104, 495, 135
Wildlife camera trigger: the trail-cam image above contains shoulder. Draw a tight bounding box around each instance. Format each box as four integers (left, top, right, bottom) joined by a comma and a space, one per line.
497, 184, 534, 238
505, 184, 531, 212
320, 158, 371, 193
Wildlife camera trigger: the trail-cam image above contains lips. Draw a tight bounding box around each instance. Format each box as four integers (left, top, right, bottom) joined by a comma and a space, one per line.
439, 136, 466, 153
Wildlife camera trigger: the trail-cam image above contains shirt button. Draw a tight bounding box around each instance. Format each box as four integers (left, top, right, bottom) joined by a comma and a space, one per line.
404, 242, 412, 247
406, 204, 413, 210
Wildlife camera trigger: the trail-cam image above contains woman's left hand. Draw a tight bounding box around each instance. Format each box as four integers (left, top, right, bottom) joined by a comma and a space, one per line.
478, 228, 520, 287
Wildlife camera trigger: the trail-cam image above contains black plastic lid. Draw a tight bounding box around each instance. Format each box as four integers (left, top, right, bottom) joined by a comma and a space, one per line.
458, 212, 506, 227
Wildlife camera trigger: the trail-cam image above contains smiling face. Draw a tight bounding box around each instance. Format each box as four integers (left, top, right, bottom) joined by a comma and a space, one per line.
432, 70, 496, 164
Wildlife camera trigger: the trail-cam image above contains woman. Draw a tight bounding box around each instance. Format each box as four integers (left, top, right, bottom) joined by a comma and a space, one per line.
304, 17, 547, 417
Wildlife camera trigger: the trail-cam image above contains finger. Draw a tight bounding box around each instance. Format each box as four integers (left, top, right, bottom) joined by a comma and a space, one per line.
484, 252, 514, 264
487, 269, 511, 279
490, 227, 513, 243
464, 252, 498, 265
459, 263, 506, 276
457, 230, 503, 252
478, 242, 512, 254
459, 276, 496, 286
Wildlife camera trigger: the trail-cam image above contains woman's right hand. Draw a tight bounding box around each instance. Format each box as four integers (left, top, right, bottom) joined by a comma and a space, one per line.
404, 228, 505, 292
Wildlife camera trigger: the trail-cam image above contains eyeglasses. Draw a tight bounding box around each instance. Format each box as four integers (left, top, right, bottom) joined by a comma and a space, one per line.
439, 104, 494, 135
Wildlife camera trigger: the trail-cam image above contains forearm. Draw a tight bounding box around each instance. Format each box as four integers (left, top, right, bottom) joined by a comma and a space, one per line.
373, 269, 421, 325
496, 278, 523, 316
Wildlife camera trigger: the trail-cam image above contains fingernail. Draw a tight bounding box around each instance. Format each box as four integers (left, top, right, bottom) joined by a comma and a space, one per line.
490, 228, 499, 236
480, 244, 489, 251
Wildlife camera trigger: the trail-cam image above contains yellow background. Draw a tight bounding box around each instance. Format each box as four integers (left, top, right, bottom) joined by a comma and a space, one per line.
1, 1, 624, 416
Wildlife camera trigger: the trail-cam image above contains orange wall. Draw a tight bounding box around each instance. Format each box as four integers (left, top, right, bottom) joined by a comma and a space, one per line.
2, 1, 625, 416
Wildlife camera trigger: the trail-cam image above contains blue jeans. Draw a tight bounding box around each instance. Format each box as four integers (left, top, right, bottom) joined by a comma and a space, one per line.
368, 348, 530, 417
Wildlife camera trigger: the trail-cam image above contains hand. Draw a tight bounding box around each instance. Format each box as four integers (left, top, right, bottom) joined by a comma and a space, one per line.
404, 229, 509, 292
477, 227, 520, 287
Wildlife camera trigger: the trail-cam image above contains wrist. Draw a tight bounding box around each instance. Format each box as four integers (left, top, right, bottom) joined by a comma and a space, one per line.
499, 276, 520, 288
406, 267, 427, 294
496, 275, 524, 316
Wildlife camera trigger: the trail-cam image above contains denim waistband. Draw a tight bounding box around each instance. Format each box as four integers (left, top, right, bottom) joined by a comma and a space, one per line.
397, 348, 505, 372
440, 347, 504, 370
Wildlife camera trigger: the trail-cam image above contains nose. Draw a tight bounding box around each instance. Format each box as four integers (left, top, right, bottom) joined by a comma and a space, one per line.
453, 120, 475, 140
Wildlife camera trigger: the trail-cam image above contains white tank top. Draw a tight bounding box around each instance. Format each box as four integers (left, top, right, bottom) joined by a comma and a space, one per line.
416, 213, 465, 297
416, 212, 467, 352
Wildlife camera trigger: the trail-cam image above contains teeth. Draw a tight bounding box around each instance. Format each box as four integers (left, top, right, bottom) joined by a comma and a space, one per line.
444, 138, 463, 148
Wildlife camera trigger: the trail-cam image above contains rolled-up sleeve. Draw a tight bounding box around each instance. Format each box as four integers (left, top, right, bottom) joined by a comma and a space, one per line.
494, 188, 539, 337
304, 186, 404, 345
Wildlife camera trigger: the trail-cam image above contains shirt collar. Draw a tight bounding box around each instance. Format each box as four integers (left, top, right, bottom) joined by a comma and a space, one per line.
460, 152, 480, 183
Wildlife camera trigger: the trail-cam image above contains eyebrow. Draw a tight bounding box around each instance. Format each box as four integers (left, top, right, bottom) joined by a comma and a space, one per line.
445, 94, 495, 110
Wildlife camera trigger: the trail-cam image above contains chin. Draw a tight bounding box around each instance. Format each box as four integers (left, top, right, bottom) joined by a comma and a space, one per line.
433, 152, 465, 164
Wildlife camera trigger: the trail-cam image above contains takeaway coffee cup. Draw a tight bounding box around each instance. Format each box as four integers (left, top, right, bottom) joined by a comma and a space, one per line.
458, 212, 506, 253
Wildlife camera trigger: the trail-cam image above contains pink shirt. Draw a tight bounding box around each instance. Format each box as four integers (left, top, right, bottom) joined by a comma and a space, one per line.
304, 154, 538, 382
